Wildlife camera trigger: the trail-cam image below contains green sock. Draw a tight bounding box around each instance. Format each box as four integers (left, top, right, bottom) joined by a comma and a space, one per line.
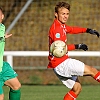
9, 88, 21, 100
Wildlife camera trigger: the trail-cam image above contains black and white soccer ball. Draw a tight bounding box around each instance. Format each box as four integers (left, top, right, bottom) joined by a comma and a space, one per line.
50, 40, 67, 57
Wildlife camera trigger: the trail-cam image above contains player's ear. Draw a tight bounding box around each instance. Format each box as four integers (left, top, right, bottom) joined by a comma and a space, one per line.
2, 14, 4, 20
55, 12, 58, 18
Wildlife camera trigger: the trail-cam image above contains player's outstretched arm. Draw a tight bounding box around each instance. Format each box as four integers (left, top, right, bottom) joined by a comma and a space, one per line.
86, 28, 100, 38
75, 43, 88, 51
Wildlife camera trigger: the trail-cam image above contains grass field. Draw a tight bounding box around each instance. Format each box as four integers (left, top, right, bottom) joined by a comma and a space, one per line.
3, 85, 100, 100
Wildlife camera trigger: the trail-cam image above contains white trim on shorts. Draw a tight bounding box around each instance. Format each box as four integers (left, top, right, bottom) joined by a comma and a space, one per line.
53, 58, 85, 89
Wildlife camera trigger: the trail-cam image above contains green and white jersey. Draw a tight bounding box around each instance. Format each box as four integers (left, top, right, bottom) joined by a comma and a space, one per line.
0, 23, 5, 72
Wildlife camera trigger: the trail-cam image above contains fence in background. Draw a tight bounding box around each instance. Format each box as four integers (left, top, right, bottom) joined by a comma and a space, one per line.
4, 51, 100, 69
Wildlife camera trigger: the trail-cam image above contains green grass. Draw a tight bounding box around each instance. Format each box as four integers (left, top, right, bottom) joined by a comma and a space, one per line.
3, 85, 100, 100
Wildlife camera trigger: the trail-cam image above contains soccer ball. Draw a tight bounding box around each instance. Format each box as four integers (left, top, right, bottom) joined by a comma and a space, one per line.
50, 40, 67, 57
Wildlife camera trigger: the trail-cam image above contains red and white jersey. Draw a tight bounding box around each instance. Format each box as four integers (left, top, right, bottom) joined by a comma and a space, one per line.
47, 19, 87, 68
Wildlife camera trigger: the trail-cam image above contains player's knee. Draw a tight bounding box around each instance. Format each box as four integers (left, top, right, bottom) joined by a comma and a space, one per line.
0, 94, 4, 100
12, 83, 21, 90
72, 82, 82, 95
18, 83, 21, 89
77, 83, 82, 93
76, 83, 82, 94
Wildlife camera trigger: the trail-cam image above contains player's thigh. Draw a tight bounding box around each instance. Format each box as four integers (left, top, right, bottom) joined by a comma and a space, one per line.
4, 77, 21, 90
84, 64, 98, 76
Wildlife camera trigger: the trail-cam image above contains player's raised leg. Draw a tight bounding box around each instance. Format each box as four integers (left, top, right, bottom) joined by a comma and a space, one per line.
84, 65, 100, 82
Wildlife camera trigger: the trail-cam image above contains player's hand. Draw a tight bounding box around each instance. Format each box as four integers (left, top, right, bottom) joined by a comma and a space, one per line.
75, 43, 88, 51
86, 28, 100, 38
5, 33, 12, 38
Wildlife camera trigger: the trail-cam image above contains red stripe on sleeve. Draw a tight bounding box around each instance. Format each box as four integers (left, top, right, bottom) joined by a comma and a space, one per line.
67, 44, 75, 51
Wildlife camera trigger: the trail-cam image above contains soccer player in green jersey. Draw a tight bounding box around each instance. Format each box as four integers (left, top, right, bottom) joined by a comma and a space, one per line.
0, 7, 21, 100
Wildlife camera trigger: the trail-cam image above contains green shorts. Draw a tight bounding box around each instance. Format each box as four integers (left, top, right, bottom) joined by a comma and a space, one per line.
0, 61, 18, 94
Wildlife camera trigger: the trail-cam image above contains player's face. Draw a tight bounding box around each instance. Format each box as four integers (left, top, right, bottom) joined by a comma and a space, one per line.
55, 7, 69, 24
0, 10, 4, 23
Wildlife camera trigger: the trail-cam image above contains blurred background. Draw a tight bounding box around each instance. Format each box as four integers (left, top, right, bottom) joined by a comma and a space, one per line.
0, 0, 100, 85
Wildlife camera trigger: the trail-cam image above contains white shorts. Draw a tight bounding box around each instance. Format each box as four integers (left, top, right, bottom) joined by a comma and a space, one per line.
53, 58, 85, 89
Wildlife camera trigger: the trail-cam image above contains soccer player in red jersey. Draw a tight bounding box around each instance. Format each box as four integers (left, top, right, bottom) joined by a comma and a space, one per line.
47, 2, 100, 100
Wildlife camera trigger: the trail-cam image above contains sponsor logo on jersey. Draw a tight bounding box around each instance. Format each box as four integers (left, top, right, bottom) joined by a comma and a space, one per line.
55, 33, 60, 38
